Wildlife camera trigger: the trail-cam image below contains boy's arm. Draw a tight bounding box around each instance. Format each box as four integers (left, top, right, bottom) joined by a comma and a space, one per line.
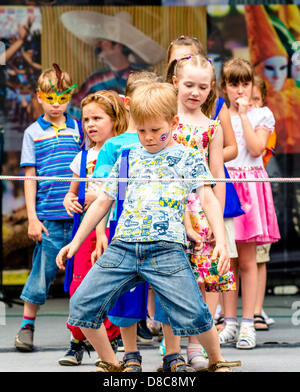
218, 104, 238, 163
56, 189, 114, 270
24, 166, 49, 241
91, 213, 109, 265
196, 185, 230, 276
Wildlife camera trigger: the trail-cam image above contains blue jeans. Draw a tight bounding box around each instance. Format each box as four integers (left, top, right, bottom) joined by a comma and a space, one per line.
20, 220, 73, 306
69, 239, 213, 336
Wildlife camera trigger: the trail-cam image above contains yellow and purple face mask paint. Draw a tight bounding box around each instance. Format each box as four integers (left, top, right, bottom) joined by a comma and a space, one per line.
37, 80, 77, 105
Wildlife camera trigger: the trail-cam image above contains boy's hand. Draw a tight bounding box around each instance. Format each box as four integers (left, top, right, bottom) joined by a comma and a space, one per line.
91, 233, 108, 265
186, 227, 203, 252
63, 195, 83, 217
211, 244, 230, 277
56, 242, 78, 270
28, 218, 49, 242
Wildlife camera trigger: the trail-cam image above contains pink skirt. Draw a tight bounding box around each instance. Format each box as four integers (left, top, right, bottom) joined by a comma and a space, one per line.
226, 166, 280, 245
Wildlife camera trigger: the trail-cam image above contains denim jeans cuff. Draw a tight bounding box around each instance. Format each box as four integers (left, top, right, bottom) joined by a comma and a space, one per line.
171, 318, 214, 336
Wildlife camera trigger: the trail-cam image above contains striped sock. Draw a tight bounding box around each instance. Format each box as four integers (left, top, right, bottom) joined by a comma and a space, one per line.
21, 316, 36, 329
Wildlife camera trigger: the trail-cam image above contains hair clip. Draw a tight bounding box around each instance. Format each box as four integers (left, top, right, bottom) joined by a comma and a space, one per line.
193, 37, 198, 41
94, 93, 113, 106
207, 58, 212, 63
179, 35, 185, 39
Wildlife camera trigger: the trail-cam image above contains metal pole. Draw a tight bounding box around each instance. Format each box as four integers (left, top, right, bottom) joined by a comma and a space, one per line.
0, 126, 4, 298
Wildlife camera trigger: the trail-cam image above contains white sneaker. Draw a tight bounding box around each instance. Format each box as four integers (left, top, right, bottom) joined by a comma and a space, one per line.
236, 322, 256, 349
218, 320, 238, 344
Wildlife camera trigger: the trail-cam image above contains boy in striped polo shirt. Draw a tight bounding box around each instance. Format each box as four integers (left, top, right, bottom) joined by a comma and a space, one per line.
15, 65, 82, 352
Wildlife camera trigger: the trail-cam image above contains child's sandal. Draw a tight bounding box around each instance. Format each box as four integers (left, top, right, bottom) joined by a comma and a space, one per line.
254, 314, 269, 331
215, 316, 225, 331
163, 353, 195, 372
122, 352, 142, 372
94, 360, 125, 372
201, 360, 242, 372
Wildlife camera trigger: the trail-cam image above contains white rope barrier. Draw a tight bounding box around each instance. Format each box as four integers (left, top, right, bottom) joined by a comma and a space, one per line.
0, 175, 300, 183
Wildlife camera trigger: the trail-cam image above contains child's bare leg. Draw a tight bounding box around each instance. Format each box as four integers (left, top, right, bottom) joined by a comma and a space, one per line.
237, 242, 258, 318
81, 324, 119, 366
121, 324, 138, 353
205, 292, 220, 320
162, 323, 181, 355
188, 283, 206, 346
196, 325, 225, 363
222, 257, 239, 318
161, 323, 195, 372
24, 302, 39, 318
197, 325, 241, 371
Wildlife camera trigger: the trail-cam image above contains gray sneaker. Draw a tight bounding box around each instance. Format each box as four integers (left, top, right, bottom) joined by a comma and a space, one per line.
14, 324, 34, 352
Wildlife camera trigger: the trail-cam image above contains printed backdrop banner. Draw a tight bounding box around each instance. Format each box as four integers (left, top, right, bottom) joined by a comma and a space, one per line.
208, 4, 300, 277
41, 6, 206, 119
0, 4, 300, 285
0, 5, 206, 278
0, 7, 42, 281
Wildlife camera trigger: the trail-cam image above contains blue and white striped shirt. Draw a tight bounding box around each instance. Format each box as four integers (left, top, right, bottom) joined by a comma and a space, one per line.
20, 114, 82, 220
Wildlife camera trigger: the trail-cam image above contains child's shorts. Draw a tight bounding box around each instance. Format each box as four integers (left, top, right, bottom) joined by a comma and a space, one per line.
256, 244, 271, 263
20, 219, 74, 305
68, 239, 213, 337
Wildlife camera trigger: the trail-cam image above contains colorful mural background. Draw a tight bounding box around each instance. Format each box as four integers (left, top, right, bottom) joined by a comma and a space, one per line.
207, 4, 300, 282
0, 2, 300, 287
0, 5, 206, 281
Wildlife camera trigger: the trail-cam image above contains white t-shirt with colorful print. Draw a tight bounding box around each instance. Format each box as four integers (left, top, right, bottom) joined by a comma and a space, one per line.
104, 144, 214, 245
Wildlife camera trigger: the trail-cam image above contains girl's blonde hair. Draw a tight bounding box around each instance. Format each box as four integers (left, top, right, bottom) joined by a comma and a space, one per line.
165, 36, 205, 84
37, 65, 73, 93
171, 55, 217, 119
81, 90, 128, 148
220, 58, 254, 92
166, 35, 206, 63
129, 83, 177, 124
125, 70, 163, 97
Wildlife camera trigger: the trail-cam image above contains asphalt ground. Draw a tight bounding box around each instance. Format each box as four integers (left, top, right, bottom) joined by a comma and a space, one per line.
0, 294, 299, 376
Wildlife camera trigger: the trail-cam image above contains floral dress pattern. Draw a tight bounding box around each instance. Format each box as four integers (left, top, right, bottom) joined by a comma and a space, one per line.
173, 121, 236, 292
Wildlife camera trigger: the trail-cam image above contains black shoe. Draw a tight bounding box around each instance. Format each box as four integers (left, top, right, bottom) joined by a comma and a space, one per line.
58, 340, 90, 366
117, 337, 125, 352
110, 335, 124, 353
137, 320, 154, 343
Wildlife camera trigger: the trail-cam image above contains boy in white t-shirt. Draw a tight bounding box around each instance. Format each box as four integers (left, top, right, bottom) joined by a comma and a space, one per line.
57, 83, 241, 373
